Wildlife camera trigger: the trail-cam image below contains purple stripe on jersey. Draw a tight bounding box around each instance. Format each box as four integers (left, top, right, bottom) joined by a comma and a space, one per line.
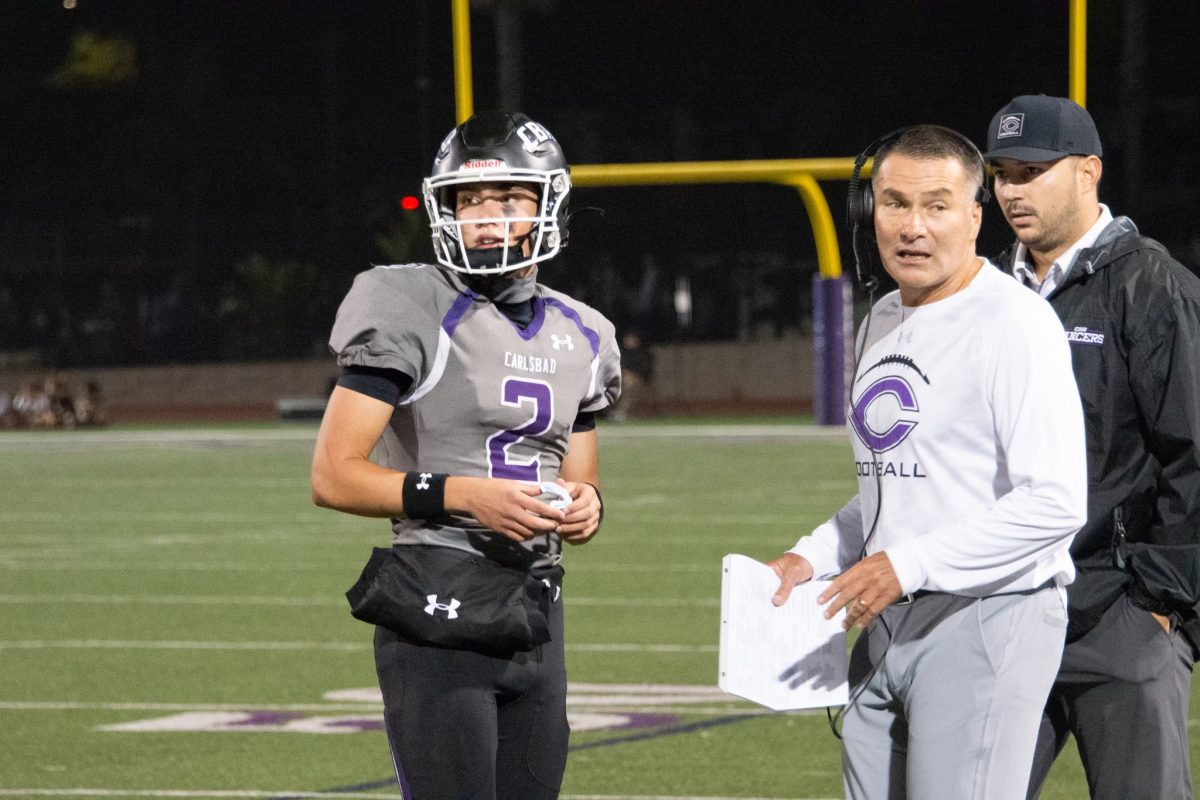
543, 297, 601, 356
441, 290, 479, 337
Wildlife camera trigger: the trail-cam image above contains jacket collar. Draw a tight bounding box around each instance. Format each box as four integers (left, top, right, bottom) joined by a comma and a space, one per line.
1000, 216, 1156, 294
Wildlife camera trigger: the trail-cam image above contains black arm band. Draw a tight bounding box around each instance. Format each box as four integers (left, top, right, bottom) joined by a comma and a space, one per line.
585, 482, 605, 524
402, 472, 448, 520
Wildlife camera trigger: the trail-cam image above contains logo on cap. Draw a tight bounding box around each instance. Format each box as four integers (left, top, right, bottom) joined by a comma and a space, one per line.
997, 113, 1024, 139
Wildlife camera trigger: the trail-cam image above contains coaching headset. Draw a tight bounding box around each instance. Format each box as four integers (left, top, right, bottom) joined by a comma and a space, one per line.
845, 126, 991, 291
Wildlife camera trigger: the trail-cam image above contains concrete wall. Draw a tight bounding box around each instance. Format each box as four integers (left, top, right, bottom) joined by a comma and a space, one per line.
2, 359, 339, 421
1, 337, 816, 421
648, 337, 814, 415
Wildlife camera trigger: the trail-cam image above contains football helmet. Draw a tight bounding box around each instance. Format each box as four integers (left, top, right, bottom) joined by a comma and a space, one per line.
423, 111, 571, 274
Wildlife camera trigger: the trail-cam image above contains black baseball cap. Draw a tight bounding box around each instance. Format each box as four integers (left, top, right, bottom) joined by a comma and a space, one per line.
983, 95, 1103, 162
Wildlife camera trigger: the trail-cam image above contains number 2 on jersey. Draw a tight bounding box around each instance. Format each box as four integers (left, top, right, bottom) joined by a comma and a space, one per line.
487, 377, 553, 480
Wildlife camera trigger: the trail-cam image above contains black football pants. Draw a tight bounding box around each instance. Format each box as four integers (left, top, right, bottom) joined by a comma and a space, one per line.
374, 593, 568, 800
1026, 594, 1195, 800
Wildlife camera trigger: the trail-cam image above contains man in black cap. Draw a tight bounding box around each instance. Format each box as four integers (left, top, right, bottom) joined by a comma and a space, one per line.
985, 94, 1200, 800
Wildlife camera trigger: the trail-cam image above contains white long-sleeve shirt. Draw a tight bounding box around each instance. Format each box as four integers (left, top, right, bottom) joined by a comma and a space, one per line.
790, 260, 1087, 596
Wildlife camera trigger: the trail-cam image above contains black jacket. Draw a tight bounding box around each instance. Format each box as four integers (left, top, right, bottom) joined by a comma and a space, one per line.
995, 217, 1200, 653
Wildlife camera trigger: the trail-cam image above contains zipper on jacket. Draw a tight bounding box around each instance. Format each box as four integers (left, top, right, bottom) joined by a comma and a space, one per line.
1112, 507, 1128, 569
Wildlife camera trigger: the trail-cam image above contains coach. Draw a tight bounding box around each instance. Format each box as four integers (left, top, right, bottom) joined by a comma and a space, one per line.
769, 125, 1087, 800
985, 94, 1200, 800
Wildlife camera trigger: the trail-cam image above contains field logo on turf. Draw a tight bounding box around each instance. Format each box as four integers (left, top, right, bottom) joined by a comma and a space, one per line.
97, 684, 741, 735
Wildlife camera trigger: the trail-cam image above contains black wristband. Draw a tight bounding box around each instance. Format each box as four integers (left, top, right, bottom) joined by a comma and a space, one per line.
402, 472, 448, 520
585, 482, 605, 524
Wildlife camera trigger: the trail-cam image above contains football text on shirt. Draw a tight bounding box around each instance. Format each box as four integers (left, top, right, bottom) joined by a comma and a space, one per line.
856, 460, 927, 478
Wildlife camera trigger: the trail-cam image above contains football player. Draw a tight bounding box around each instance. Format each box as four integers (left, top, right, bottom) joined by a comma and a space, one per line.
311, 111, 621, 799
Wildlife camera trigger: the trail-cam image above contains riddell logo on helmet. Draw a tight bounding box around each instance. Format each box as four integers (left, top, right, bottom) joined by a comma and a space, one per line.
461, 159, 506, 170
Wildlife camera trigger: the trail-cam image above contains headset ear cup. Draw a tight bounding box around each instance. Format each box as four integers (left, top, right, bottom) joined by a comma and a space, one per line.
846, 174, 874, 238
858, 184, 876, 242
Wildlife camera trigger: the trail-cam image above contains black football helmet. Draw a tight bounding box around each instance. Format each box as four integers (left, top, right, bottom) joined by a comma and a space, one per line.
423, 111, 571, 274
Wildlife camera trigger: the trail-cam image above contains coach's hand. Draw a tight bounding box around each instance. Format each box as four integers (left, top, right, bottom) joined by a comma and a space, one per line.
768, 553, 815, 606
819, 552, 902, 631
446, 477, 565, 543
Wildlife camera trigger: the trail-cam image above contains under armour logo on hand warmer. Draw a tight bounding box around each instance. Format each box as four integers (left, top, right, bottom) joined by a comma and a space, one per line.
424, 595, 461, 619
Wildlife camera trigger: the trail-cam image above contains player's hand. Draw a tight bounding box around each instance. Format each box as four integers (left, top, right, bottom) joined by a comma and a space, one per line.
555, 480, 603, 545
768, 553, 815, 607
446, 477, 565, 543
818, 551, 902, 631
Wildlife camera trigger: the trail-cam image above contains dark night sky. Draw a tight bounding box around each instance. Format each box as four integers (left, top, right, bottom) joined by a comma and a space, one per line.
1, 1, 1198, 363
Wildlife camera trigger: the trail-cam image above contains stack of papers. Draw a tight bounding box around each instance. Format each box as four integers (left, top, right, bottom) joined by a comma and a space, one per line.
718, 553, 849, 710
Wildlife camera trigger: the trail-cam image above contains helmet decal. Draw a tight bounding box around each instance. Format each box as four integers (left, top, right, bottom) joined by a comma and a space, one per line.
516, 121, 553, 153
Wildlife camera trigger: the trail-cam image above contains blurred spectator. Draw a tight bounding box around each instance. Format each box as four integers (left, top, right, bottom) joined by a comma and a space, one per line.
0, 375, 102, 429
0, 388, 18, 428
74, 380, 108, 427
610, 330, 656, 421
47, 375, 77, 428
12, 381, 55, 428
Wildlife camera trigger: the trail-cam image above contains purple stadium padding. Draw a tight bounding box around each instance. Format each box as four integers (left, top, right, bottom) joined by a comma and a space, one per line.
812, 274, 853, 426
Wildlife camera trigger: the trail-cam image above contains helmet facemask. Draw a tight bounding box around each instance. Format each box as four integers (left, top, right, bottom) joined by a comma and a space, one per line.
424, 169, 569, 275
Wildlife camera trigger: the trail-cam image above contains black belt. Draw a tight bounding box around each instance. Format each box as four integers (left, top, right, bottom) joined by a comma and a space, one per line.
893, 581, 1055, 606
894, 590, 935, 605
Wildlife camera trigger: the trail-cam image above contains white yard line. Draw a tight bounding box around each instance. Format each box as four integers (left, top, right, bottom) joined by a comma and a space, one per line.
0, 791, 400, 799
0, 792, 831, 800
0, 701, 386, 713
0, 702, 769, 717
0, 639, 716, 654
0, 423, 846, 450
0, 561, 720, 573
0, 593, 718, 608
564, 796, 834, 800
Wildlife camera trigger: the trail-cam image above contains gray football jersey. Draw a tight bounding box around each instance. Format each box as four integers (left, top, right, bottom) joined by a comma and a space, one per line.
330, 263, 621, 561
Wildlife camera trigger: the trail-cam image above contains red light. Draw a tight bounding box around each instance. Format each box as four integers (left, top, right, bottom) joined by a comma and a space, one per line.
401, 195, 420, 211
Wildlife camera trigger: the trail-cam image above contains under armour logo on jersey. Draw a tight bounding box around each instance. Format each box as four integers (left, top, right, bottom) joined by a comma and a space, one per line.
551, 334, 574, 351
424, 595, 461, 619
416, 473, 432, 490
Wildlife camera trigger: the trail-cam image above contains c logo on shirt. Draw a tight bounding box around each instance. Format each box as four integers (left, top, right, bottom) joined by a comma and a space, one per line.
850, 376, 920, 453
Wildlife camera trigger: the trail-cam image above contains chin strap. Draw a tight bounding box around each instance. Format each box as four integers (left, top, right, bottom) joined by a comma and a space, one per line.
461, 246, 511, 271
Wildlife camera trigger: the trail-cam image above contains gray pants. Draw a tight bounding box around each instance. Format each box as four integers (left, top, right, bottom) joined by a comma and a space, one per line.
1027, 593, 1195, 800
842, 586, 1067, 800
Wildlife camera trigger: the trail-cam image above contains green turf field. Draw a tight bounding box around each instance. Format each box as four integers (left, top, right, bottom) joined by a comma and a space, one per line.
0, 421, 1169, 798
